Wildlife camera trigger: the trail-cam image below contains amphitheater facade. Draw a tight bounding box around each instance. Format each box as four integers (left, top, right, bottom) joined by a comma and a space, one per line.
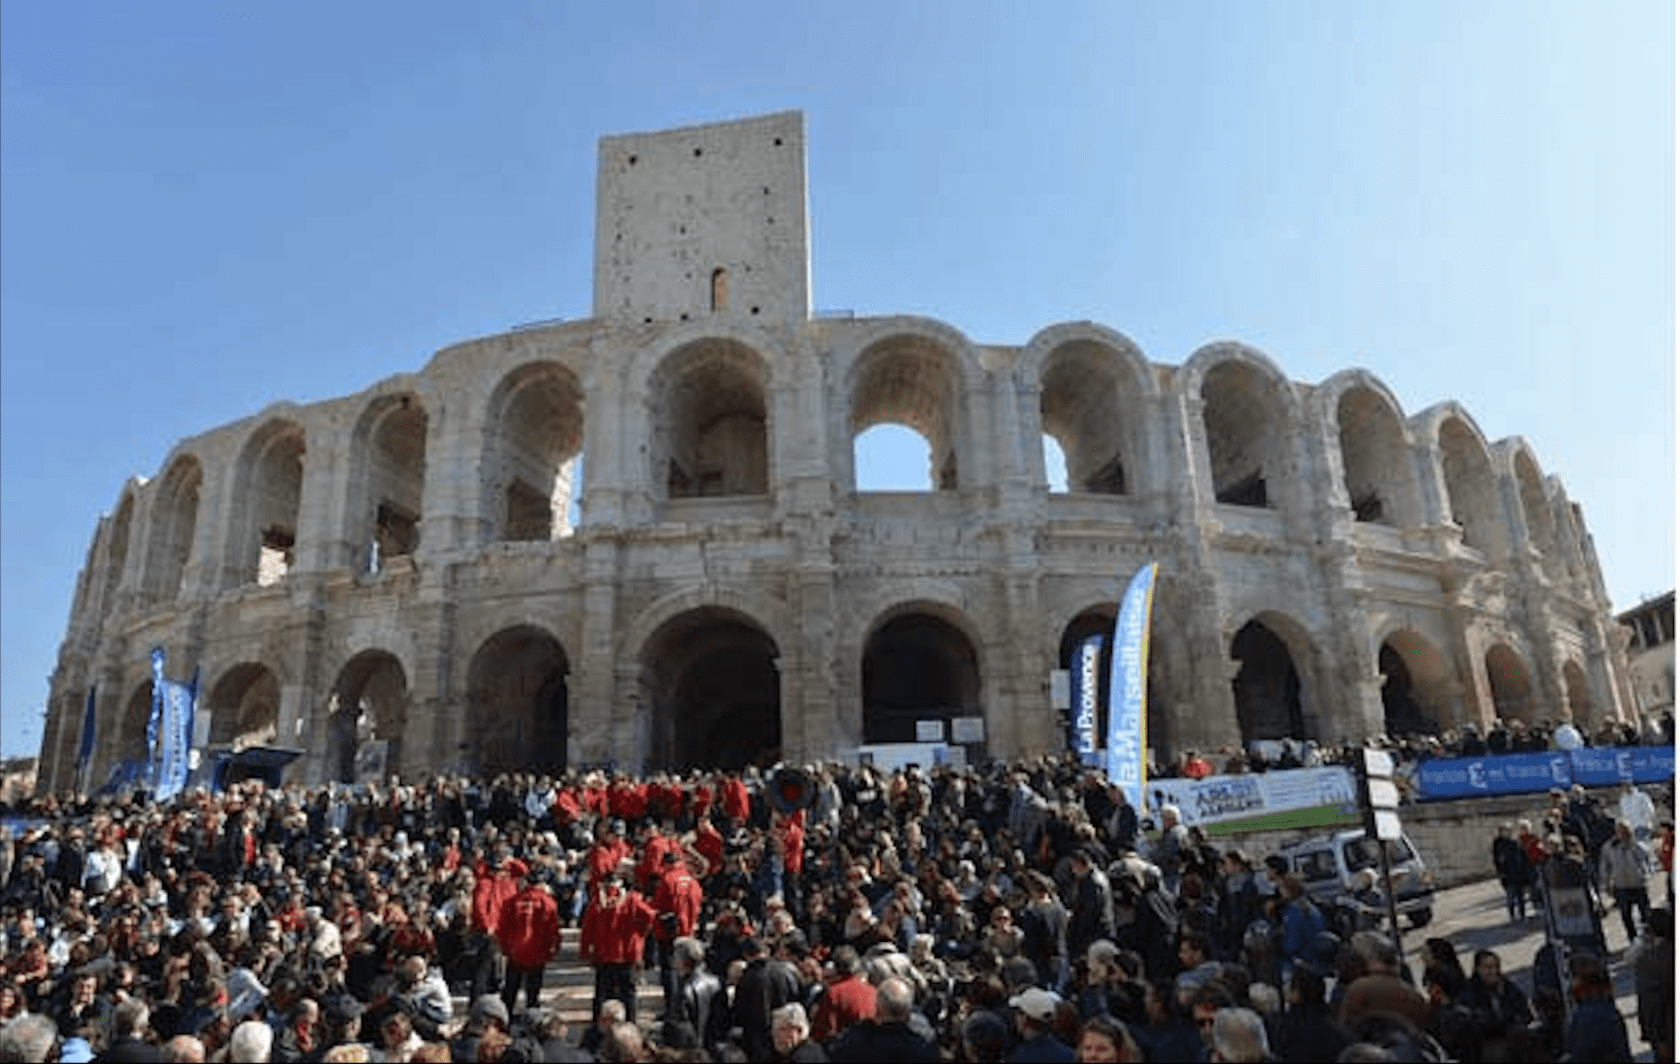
37, 111, 1634, 791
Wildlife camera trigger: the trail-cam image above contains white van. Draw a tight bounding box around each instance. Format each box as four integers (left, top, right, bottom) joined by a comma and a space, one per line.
1276, 829, 1437, 929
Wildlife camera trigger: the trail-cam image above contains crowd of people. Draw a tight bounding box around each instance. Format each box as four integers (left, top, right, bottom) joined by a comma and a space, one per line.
0, 732, 1670, 1062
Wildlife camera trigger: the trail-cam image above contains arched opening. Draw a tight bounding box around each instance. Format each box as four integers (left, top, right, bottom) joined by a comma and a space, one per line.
100, 495, 136, 615
325, 651, 409, 783
641, 608, 781, 771
145, 458, 201, 601
1041, 437, 1069, 492
207, 664, 281, 749
1484, 644, 1534, 725
1202, 361, 1287, 509
486, 364, 585, 542
856, 424, 934, 490
1439, 419, 1502, 558
1230, 620, 1305, 743
1514, 451, 1562, 577
233, 420, 306, 587
1376, 628, 1460, 733
710, 267, 728, 312
850, 335, 963, 492
651, 339, 770, 499
1337, 388, 1412, 526
1379, 644, 1432, 737
358, 395, 428, 568
108, 682, 155, 787
466, 627, 569, 776
1040, 340, 1138, 495
862, 610, 981, 747
1562, 660, 1594, 727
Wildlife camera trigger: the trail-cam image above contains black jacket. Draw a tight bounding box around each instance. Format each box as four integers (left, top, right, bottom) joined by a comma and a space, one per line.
828, 1020, 939, 1063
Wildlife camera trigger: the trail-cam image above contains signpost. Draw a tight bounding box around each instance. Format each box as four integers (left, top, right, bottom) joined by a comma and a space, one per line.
1359, 749, 1405, 963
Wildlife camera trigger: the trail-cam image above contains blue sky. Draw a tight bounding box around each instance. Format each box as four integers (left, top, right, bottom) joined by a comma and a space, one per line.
1, 1, 1672, 760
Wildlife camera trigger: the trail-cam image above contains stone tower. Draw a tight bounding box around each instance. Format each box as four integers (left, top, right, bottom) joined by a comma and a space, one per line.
593, 110, 810, 325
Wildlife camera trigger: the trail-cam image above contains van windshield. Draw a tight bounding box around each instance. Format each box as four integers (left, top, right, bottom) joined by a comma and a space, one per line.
1344, 837, 1415, 871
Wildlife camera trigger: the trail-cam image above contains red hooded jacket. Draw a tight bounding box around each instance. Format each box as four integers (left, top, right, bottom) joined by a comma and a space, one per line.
580, 887, 656, 966
495, 882, 560, 970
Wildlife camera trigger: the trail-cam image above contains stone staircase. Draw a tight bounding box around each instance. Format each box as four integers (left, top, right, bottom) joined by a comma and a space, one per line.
448, 925, 664, 1031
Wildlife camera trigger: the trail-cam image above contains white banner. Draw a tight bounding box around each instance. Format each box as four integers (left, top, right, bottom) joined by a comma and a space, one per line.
1147, 766, 1357, 829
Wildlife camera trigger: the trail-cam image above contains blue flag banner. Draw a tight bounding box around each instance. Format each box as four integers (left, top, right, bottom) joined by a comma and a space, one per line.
75, 685, 98, 783
146, 648, 199, 802
1411, 745, 1674, 801
1105, 562, 1158, 815
1569, 744, 1675, 787
147, 648, 166, 784
1070, 634, 1103, 759
1412, 751, 1572, 800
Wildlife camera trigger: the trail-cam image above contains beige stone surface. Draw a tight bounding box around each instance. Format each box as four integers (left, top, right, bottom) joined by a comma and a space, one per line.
38, 112, 1631, 790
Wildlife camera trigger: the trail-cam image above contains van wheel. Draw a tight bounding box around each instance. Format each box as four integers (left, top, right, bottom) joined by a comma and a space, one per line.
1408, 908, 1433, 929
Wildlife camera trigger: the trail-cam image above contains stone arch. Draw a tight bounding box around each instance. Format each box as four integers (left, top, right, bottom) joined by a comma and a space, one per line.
484, 362, 585, 542
1418, 406, 1505, 559
646, 337, 771, 499
142, 454, 202, 603
228, 416, 307, 586
205, 663, 281, 749
861, 601, 984, 747
1549, 481, 1586, 582
1318, 371, 1421, 527
1229, 611, 1318, 744
112, 680, 154, 773
1376, 628, 1455, 737
1181, 343, 1301, 510
1056, 603, 1172, 760
1503, 442, 1563, 578
99, 490, 138, 616
842, 320, 978, 492
324, 650, 409, 783
1561, 658, 1595, 726
1484, 642, 1535, 725
349, 389, 429, 568
465, 625, 570, 776
1028, 325, 1157, 496
636, 606, 782, 771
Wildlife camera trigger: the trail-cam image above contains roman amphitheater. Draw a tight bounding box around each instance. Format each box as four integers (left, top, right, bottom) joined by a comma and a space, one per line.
37, 111, 1634, 790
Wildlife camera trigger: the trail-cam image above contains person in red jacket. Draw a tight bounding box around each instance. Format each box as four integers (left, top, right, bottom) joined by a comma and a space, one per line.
636, 823, 683, 894
720, 773, 751, 826
495, 866, 561, 1016
608, 774, 648, 825
651, 850, 704, 1017
580, 872, 657, 1023
774, 809, 806, 913
469, 854, 524, 999
692, 814, 725, 885
810, 944, 877, 1043
577, 820, 632, 922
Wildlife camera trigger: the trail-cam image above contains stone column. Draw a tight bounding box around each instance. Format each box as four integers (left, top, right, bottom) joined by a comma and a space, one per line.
574, 537, 624, 768
293, 427, 351, 576
785, 556, 837, 763
994, 559, 1046, 757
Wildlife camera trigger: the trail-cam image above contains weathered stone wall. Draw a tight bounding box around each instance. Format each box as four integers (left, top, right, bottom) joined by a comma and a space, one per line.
35, 112, 1634, 792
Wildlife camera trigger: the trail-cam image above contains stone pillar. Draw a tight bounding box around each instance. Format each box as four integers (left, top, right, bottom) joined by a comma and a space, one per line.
786, 558, 837, 763
293, 428, 351, 576
994, 559, 1046, 757
578, 359, 630, 529
573, 537, 624, 768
